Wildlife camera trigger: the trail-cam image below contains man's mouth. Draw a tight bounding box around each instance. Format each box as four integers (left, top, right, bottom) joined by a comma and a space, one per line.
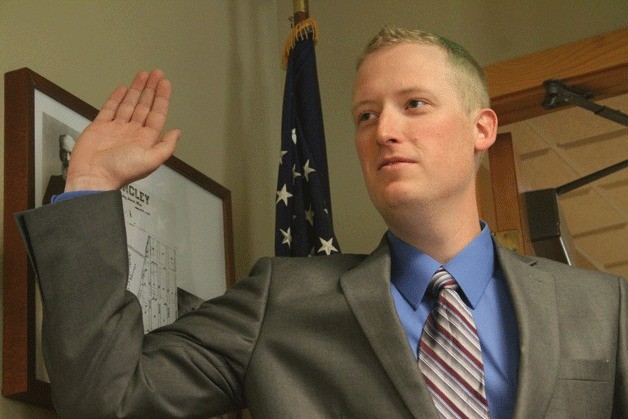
378, 158, 415, 170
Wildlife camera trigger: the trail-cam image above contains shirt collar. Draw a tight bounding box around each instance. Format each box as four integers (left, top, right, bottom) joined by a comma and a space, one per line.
388, 222, 495, 310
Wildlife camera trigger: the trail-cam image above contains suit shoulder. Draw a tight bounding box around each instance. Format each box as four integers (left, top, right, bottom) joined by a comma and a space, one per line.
533, 256, 621, 282
497, 243, 623, 286
242, 254, 370, 301
246, 253, 365, 284
263, 253, 368, 273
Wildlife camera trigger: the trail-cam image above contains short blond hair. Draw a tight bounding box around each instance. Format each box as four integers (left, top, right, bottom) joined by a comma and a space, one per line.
357, 28, 489, 112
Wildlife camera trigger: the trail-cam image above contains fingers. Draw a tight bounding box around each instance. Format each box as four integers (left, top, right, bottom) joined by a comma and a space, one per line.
94, 70, 149, 122
94, 85, 128, 122
130, 69, 165, 124
94, 70, 171, 129
96, 70, 171, 131
144, 78, 171, 132
114, 71, 150, 122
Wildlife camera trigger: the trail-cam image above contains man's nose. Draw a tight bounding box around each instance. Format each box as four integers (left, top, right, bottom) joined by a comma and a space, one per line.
375, 109, 400, 146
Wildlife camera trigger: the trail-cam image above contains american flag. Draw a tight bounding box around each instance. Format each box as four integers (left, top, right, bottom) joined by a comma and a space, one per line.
275, 21, 340, 257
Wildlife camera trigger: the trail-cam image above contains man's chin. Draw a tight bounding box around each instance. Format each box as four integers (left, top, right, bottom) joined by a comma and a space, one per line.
372, 193, 421, 215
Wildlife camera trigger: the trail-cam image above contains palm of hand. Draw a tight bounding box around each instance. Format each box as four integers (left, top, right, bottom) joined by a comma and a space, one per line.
69, 119, 167, 190
64, 70, 180, 192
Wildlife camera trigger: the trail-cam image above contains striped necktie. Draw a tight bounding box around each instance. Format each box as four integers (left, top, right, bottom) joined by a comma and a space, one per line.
418, 268, 490, 419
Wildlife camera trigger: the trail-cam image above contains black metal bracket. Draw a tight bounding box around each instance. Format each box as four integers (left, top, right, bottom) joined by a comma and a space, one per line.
542, 79, 628, 126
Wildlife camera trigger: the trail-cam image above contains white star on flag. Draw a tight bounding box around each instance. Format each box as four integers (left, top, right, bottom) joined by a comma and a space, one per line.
291, 128, 297, 144
280, 227, 292, 248
276, 184, 293, 206
303, 159, 316, 181
317, 237, 338, 255
279, 150, 288, 165
292, 164, 302, 183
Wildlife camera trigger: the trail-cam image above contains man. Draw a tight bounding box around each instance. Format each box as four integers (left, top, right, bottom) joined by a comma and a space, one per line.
16, 28, 626, 418
42, 134, 76, 205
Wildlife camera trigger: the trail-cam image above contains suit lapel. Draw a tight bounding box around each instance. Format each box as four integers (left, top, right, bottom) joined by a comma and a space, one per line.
495, 242, 560, 418
340, 238, 439, 418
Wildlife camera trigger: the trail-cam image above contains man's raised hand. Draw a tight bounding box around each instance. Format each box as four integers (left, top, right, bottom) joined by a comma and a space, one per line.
64, 69, 181, 192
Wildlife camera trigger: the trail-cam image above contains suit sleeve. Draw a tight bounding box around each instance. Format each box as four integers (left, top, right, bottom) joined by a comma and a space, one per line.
15, 191, 270, 418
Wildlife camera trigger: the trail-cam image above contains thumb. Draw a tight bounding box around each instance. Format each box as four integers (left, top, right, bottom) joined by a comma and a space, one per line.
153, 129, 181, 164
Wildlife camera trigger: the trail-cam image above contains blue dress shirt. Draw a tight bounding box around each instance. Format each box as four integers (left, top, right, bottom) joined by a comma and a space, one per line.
51, 190, 101, 203
388, 224, 519, 419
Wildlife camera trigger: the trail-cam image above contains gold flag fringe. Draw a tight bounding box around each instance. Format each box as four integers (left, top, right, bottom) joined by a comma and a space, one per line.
282, 18, 318, 70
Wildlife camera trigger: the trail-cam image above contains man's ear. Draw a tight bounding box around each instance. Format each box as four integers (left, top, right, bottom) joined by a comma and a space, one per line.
474, 108, 498, 152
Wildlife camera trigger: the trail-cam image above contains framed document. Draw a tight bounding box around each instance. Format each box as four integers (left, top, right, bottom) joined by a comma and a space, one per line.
3, 67, 234, 408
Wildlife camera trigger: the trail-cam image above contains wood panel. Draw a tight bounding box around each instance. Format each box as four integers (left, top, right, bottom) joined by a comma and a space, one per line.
486, 27, 628, 125
479, 133, 534, 256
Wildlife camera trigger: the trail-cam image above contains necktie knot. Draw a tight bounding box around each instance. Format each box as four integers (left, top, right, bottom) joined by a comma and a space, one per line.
428, 268, 458, 298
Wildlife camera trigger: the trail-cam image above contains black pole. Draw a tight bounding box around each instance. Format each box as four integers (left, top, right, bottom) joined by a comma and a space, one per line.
556, 159, 628, 196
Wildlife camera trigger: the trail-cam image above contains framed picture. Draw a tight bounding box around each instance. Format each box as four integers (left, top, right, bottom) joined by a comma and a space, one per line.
3, 67, 235, 409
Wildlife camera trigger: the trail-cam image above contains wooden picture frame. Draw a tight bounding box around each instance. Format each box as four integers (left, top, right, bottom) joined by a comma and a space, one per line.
3, 67, 235, 409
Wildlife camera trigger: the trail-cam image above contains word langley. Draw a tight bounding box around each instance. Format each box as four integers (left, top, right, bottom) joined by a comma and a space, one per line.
121, 185, 150, 205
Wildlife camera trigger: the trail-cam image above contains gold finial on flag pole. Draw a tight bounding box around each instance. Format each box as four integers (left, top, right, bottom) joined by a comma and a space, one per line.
293, 0, 309, 24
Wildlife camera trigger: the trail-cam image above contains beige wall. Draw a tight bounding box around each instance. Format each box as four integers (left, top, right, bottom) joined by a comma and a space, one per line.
0, 0, 625, 416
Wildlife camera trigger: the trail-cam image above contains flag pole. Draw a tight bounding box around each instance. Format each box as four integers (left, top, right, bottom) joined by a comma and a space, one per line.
293, 0, 309, 24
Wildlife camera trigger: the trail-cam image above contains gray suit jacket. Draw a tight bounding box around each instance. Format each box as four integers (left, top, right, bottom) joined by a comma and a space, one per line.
16, 191, 627, 418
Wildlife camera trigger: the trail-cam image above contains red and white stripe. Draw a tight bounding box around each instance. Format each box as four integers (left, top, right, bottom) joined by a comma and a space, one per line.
418, 269, 489, 419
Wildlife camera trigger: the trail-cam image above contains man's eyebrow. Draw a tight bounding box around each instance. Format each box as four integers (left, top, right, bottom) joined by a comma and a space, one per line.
397, 87, 430, 97
351, 87, 430, 112
351, 99, 376, 113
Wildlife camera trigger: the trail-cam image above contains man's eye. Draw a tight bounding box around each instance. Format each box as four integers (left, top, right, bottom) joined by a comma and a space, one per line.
359, 112, 376, 122
407, 99, 425, 109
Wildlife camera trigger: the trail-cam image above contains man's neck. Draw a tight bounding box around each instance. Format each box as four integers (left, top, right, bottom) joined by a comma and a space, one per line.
384, 200, 482, 265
